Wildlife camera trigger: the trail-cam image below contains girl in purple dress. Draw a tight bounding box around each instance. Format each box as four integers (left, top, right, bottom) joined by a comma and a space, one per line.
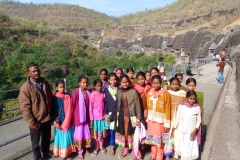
71, 76, 91, 160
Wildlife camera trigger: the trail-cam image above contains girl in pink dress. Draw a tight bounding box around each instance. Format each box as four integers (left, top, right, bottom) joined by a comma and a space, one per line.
89, 79, 107, 156
71, 76, 91, 160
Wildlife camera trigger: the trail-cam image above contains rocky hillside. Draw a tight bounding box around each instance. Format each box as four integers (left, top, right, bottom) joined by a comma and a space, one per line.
101, 25, 240, 61
1, 0, 240, 62
0, 1, 119, 28
119, 0, 240, 25
104, 8, 240, 39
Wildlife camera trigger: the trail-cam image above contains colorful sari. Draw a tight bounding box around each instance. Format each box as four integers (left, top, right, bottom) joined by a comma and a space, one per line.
52, 93, 75, 158
72, 88, 91, 153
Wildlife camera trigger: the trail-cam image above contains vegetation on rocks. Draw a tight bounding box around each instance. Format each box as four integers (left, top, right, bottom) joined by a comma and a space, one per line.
0, 13, 175, 121
0, 0, 239, 29
0, 0, 119, 28
118, 0, 240, 25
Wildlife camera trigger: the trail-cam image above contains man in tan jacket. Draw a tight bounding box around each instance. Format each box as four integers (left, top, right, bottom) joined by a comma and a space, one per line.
18, 63, 52, 160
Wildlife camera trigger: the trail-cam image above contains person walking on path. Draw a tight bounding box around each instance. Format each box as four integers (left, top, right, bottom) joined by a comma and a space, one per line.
216, 58, 226, 83
18, 63, 52, 160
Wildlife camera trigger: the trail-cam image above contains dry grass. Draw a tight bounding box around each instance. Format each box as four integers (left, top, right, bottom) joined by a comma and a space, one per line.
104, 13, 240, 40
0, 1, 119, 28
0, 0, 239, 39
119, 0, 240, 26
223, 18, 240, 31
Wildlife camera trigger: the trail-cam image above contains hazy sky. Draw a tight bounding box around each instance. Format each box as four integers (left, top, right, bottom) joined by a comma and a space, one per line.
15, 0, 177, 16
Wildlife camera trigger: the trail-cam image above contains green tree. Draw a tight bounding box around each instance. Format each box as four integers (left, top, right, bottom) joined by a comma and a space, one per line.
116, 50, 123, 57
76, 48, 87, 57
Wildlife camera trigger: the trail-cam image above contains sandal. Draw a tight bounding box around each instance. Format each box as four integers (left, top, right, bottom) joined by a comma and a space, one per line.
85, 150, 90, 155
101, 148, 107, 155
118, 154, 126, 159
91, 148, 100, 156
109, 146, 115, 156
118, 152, 128, 159
120, 148, 123, 154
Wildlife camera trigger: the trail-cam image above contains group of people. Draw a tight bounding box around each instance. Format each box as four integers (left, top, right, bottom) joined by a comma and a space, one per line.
19, 62, 205, 160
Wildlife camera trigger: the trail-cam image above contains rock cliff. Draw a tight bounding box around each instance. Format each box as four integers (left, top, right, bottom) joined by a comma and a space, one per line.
100, 27, 240, 62
98, 8, 240, 60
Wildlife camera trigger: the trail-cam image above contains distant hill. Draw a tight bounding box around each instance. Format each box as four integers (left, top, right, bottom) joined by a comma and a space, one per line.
119, 0, 240, 25
1, 0, 240, 30
0, 1, 119, 28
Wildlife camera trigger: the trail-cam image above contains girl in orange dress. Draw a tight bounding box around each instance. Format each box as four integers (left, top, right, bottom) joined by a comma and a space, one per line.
145, 75, 171, 160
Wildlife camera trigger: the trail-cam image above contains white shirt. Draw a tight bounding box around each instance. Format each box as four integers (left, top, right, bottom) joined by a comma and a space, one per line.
173, 104, 201, 134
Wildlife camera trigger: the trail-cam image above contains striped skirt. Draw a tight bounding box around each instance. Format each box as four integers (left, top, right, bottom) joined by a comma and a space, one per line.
115, 116, 134, 149
53, 127, 75, 157
93, 119, 107, 141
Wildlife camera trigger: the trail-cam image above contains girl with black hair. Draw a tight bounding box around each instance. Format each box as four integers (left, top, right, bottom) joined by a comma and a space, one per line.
89, 79, 107, 156
173, 90, 201, 160
133, 71, 151, 158
52, 80, 75, 160
174, 73, 187, 90
114, 67, 124, 87
104, 73, 118, 156
115, 74, 143, 159
99, 68, 109, 92
71, 76, 91, 160
145, 71, 151, 85
145, 75, 171, 160
150, 67, 167, 89
185, 78, 204, 125
126, 67, 137, 85
168, 77, 186, 122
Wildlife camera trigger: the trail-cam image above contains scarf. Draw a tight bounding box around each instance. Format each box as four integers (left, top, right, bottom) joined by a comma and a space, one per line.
180, 101, 199, 107
102, 81, 109, 92
108, 86, 118, 101
167, 89, 186, 97
79, 88, 91, 123
150, 88, 167, 98
90, 91, 104, 107
133, 123, 147, 156
113, 67, 122, 73
133, 84, 151, 95
52, 92, 72, 132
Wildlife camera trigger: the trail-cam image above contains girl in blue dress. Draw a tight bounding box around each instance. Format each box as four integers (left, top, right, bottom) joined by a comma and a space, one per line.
52, 80, 75, 160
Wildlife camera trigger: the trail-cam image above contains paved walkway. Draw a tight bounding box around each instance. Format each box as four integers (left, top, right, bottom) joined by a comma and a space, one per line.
0, 62, 230, 160
208, 62, 240, 160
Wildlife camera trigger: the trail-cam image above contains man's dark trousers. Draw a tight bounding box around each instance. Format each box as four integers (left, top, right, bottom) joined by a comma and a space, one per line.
29, 121, 51, 160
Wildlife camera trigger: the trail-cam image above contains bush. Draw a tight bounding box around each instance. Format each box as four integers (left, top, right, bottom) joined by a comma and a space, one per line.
116, 50, 123, 57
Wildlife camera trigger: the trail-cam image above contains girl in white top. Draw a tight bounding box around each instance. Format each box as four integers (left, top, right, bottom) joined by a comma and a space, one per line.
173, 90, 201, 160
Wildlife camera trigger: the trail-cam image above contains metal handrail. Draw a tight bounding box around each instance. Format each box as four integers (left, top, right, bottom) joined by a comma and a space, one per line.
0, 133, 30, 147
0, 58, 213, 115
0, 89, 19, 93
0, 58, 213, 147
0, 108, 20, 114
